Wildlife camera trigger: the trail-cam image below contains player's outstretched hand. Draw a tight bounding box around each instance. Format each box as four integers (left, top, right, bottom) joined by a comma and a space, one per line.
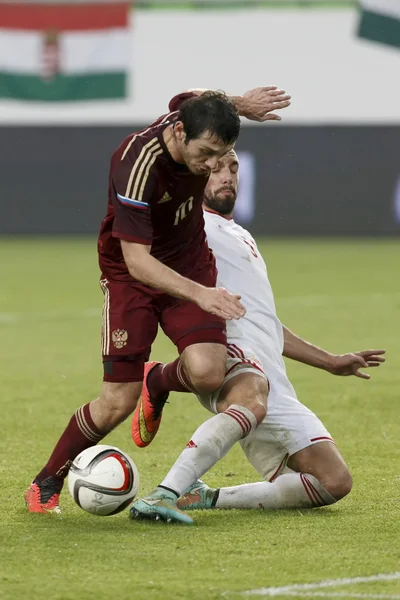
327, 350, 386, 379
196, 287, 246, 320
240, 86, 291, 122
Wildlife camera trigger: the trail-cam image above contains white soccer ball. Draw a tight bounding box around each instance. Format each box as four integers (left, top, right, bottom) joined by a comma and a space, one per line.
68, 445, 140, 516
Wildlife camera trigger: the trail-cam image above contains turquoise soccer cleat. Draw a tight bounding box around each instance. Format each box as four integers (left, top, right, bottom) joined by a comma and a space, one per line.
129, 488, 194, 525
177, 480, 219, 511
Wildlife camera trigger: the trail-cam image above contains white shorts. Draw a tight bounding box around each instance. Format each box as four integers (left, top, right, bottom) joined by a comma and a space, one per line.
197, 340, 334, 482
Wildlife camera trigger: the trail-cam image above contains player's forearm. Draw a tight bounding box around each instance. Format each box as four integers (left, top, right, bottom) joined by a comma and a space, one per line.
122, 242, 203, 302
282, 326, 334, 371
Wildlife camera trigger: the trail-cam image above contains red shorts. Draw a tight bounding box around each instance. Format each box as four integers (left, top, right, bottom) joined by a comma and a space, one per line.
100, 262, 226, 383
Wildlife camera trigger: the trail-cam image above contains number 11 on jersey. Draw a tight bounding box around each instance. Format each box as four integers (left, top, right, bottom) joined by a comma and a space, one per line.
174, 197, 194, 226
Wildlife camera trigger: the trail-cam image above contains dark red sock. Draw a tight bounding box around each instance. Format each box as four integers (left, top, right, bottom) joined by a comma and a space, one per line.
148, 359, 194, 398
35, 403, 104, 482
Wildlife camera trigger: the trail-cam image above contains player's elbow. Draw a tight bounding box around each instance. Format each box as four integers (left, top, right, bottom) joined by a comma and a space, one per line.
125, 262, 146, 284
126, 263, 144, 282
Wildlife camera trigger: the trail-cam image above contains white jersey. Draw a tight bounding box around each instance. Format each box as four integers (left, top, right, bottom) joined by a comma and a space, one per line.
202, 210, 333, 479
204, 209, 285, 372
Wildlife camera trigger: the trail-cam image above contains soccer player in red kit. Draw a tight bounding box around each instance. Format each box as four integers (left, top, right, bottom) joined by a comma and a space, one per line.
25, 86, 291, 514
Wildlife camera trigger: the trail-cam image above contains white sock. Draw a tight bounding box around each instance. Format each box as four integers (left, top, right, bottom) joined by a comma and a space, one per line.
216, 473, 336, 509
160, 405, 257, 497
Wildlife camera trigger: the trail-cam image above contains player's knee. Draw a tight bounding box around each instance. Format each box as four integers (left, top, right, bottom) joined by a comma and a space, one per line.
239, 378, 268, 424
249, 401, 266, 425
323, 467, 353, 501
222, 375, 268, 425
185, 360, 225, 395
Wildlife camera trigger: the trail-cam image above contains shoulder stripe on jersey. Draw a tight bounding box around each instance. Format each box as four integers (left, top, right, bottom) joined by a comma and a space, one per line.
121, 131, 147, 162
131, 143, 162, 201
124, 138, 160, 199
120, 112, 173, 162
136, 147, 163, 201
117, 193, 150, 209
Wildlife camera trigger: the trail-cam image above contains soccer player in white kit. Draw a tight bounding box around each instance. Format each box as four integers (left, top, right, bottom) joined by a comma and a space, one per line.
130, 151, 385, 525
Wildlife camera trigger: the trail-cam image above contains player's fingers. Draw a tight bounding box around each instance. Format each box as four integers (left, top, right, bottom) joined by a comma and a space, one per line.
261, 85, 278, 91
220, 298, 246, 319
233, 304, 246, 318
358, 349, 386, 357
354, 369, 371, 380
365, 361, 381, 367
222, 311, 243, 320
272, 100, 291, 109
221, 312, 234, 321
268, 89, 286, 96
364, 355, 385, 363
230, 304, 246, 318
354, 356, 369, 368
212, 306, 234, 320
219, 288, 241, 300
261, 114, 282, 122
270, 93, 291, 101
217, 290, 245, 318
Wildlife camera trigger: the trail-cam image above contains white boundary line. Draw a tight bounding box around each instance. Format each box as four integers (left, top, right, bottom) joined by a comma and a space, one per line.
274, 592, 400, 600
264, 593, 400, 599
242, 573, 400, 598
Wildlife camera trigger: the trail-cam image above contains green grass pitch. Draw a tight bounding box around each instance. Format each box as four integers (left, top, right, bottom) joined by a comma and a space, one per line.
0, 237, 399, 600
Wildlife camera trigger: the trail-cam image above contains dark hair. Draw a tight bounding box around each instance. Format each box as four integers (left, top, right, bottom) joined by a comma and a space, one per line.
178, 91, 240, 145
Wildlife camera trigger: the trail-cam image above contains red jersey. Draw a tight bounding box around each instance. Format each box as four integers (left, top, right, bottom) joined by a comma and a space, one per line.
98, 93, 213, 282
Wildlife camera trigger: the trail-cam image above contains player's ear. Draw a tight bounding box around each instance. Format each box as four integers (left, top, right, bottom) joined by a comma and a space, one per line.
174, 121, 186, 143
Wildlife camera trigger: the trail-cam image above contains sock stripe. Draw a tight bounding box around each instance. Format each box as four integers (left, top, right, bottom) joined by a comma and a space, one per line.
75, 408, 92, 440
307, 479, 327, 505
300, 473, 317, 506
225, 408, 250, 436
225, 411, 248, 436
301, 474, 323, 507
302, 475, 321, 506
177, 361, 194, 392
76, 409, 97, 443
225, 408, 252, 437
225, 407, 251, 427
79, 407, 101, 441
227, 408, 253, 436
81, 408, 102, 441
76, 407, 101, 443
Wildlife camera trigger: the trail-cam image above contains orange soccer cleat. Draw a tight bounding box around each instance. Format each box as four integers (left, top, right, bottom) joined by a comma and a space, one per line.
131, 361, 169, 448
25, 478, 62, 515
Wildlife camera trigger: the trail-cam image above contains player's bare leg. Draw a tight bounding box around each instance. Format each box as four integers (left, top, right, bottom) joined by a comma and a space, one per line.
287, 441, 352, 500
178, 442, 352, 511
130, 373, 267, 523
181, 342, 227, 395
26, 382, 141, 514
132, 343, 228, 447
